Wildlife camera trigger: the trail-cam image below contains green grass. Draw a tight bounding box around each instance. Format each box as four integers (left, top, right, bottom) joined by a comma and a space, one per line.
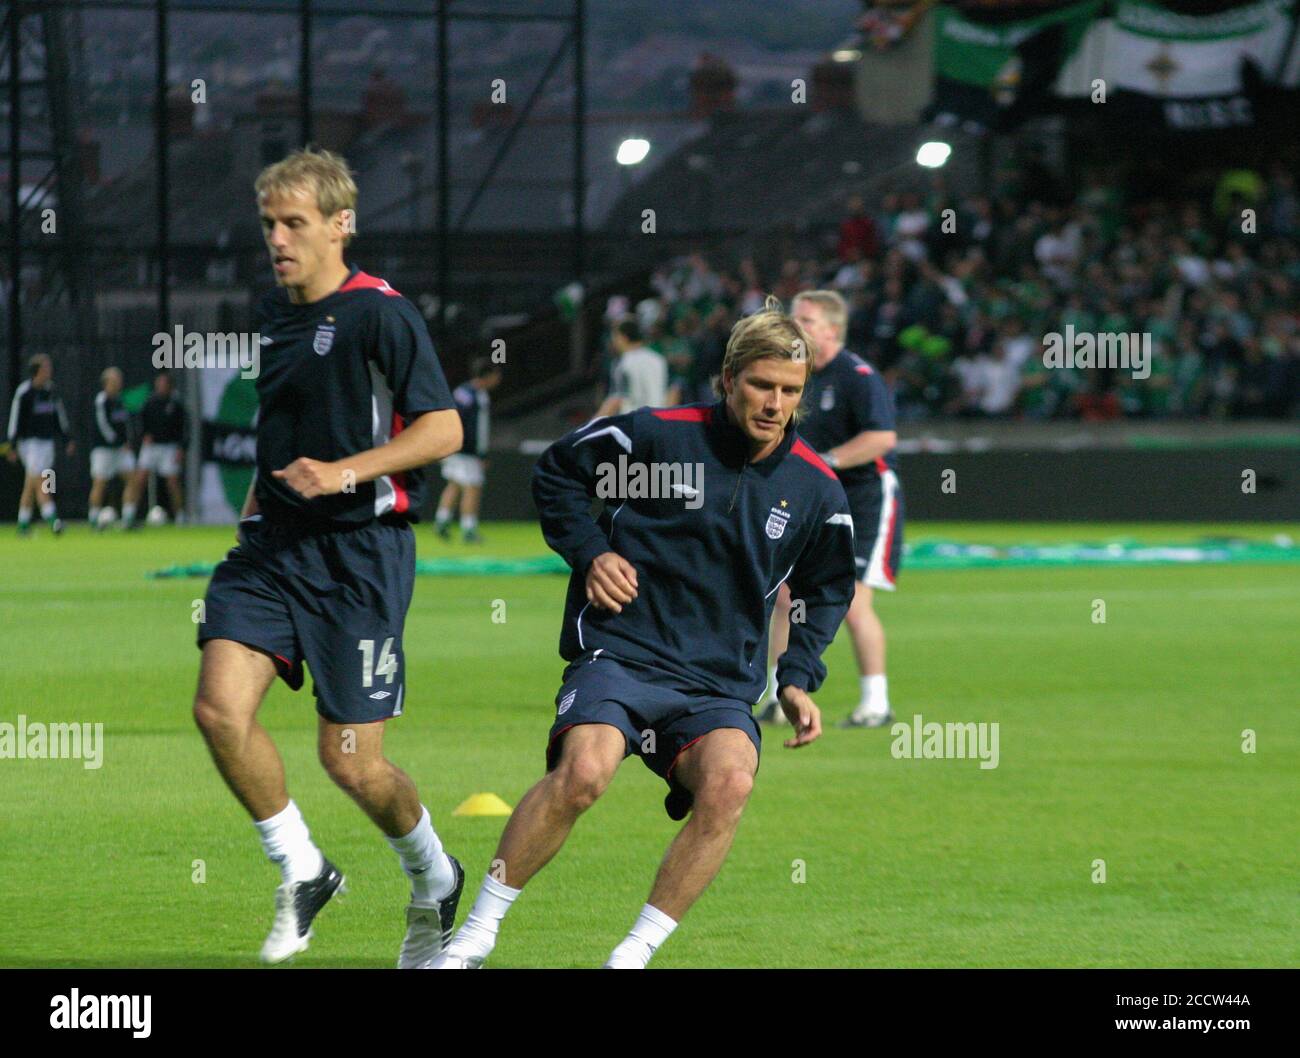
0, 521, 1296, 968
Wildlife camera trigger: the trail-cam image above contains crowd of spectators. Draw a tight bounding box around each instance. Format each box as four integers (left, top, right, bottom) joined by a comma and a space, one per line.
598, 164, 1300, 422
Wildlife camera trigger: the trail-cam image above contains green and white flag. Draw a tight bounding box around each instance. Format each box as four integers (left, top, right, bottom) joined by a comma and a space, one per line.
928, 2, 1102, 130
1055, 0, 1296, 129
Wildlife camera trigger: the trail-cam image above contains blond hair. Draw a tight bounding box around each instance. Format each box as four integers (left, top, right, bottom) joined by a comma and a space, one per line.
715, 295, 815, 417
255, 148, 358, 244
791, 289, 848, 339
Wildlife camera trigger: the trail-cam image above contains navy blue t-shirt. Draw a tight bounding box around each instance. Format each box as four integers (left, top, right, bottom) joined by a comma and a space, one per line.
796, 349, 897, 494
253, 266, 454, 527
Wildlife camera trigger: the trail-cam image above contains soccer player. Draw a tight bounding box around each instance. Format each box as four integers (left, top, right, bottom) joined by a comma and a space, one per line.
432, 296, 856, 969
434, 356, 502, 543
594, 317, 668, 416
125, 372, 187, 526
6, 354, 74, 535
89, 367, 138, 529
191, 148, 466, 966
760, 290, 903, 728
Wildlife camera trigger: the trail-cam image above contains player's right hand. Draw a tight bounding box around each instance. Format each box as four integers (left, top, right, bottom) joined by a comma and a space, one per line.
586, 551, 638, 613
778, 685, 822, 748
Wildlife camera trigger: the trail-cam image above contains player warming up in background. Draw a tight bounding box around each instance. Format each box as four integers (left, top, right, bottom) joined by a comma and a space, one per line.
432, 296, 855, 969
88, 367, 140, 529
6, 354, 74, 535
191, 148, 466, 967
125, 371, 187, 526
760, 290, 904, 729
434, 356, 502, 543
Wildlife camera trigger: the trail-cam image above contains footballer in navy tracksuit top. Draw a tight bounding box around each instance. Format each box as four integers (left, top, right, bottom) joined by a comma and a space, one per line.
797, 348, 904, 589
199, 265, 455, 723
532, 396, 857, 819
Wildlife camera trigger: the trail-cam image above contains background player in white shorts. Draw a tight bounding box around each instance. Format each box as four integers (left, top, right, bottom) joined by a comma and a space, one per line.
6, 354, 74, 535
89, 367, 141, 527
434, 357, 502, 544
126, 371, 187, 526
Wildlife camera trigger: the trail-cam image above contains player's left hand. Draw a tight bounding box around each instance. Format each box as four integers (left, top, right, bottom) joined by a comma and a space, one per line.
272, 457, 346, 499
778, 685, 822, 748
65, 441, 76, 456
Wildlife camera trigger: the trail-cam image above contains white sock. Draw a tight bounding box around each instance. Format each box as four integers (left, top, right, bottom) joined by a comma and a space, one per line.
17, 506, 32, 525
446, 874, 520, 959
89, 506, 101, 524
386, 805, 455, 906
122, 503, 137, 523
605, 903, 677, 969
860, 674, 889, 714
766, 665, 779, 703
460, 514, 478, 533
254, 800, 324, 885
434, 507, 452, 526
40, 501, 57, 520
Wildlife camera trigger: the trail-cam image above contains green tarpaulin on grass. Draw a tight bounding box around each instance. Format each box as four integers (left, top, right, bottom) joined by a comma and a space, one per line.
149, 537, 1299, 579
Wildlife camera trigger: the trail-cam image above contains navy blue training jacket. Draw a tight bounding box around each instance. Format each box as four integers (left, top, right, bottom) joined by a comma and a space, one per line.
532, 399, 857, 704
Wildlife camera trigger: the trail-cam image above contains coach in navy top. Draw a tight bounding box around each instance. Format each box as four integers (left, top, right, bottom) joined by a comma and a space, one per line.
193, 148, 466, 972
763, 290, 904, 730
433, 296, 856, 971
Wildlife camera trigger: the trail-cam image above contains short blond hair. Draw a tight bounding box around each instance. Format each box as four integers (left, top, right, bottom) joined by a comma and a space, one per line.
715, 295, 815, 417
255, 148, 358, 244
792, 289, 848, 339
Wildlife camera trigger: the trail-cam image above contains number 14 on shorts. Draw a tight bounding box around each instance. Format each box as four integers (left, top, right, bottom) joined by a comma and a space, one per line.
358, 638, 398, 687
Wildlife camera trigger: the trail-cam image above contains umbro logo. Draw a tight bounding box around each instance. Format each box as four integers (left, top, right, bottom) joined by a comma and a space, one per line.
368, 691, 391, 700
259, 334, 273, 346
670, 483, 699, 498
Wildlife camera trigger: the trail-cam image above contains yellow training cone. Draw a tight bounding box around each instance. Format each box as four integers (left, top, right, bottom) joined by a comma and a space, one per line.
453, 792, 513, 817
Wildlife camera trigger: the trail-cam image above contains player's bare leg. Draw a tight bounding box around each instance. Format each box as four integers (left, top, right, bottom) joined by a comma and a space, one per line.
459, 482, 483, 541
193, 638, 341, 963
606, 727, 758, 968
317, 717, 421, 837
122, 468, 147, 527
317, 716, 463, 967
193, 639, 286, 818
16, 474, 39, 533
843, 582, 891, 726
163, 473, 185, 522
88, 476, 108, 519
434, 480, 460, 538
431, 723, 625, 968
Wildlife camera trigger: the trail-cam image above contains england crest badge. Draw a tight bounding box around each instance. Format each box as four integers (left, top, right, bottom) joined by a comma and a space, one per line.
765, 506, 791, 540
820, 386, 835, 412
313, 322, 336, 355
557, 689, 577, 715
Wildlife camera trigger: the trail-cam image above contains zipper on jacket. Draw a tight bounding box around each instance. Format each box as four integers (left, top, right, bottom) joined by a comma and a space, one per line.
728, 464, 745, 513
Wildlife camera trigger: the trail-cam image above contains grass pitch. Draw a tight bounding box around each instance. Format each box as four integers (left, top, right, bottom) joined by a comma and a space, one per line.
0, 520, 1295, 968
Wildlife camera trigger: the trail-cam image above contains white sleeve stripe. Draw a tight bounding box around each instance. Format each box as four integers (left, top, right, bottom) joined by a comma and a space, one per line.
573, 424, 632, 454
826, 512, 854, 530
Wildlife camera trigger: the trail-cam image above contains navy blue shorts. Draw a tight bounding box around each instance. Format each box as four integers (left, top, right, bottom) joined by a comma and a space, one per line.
198, 517, 415, 723
848, 471, 904, 591
545, 651, 762, 819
